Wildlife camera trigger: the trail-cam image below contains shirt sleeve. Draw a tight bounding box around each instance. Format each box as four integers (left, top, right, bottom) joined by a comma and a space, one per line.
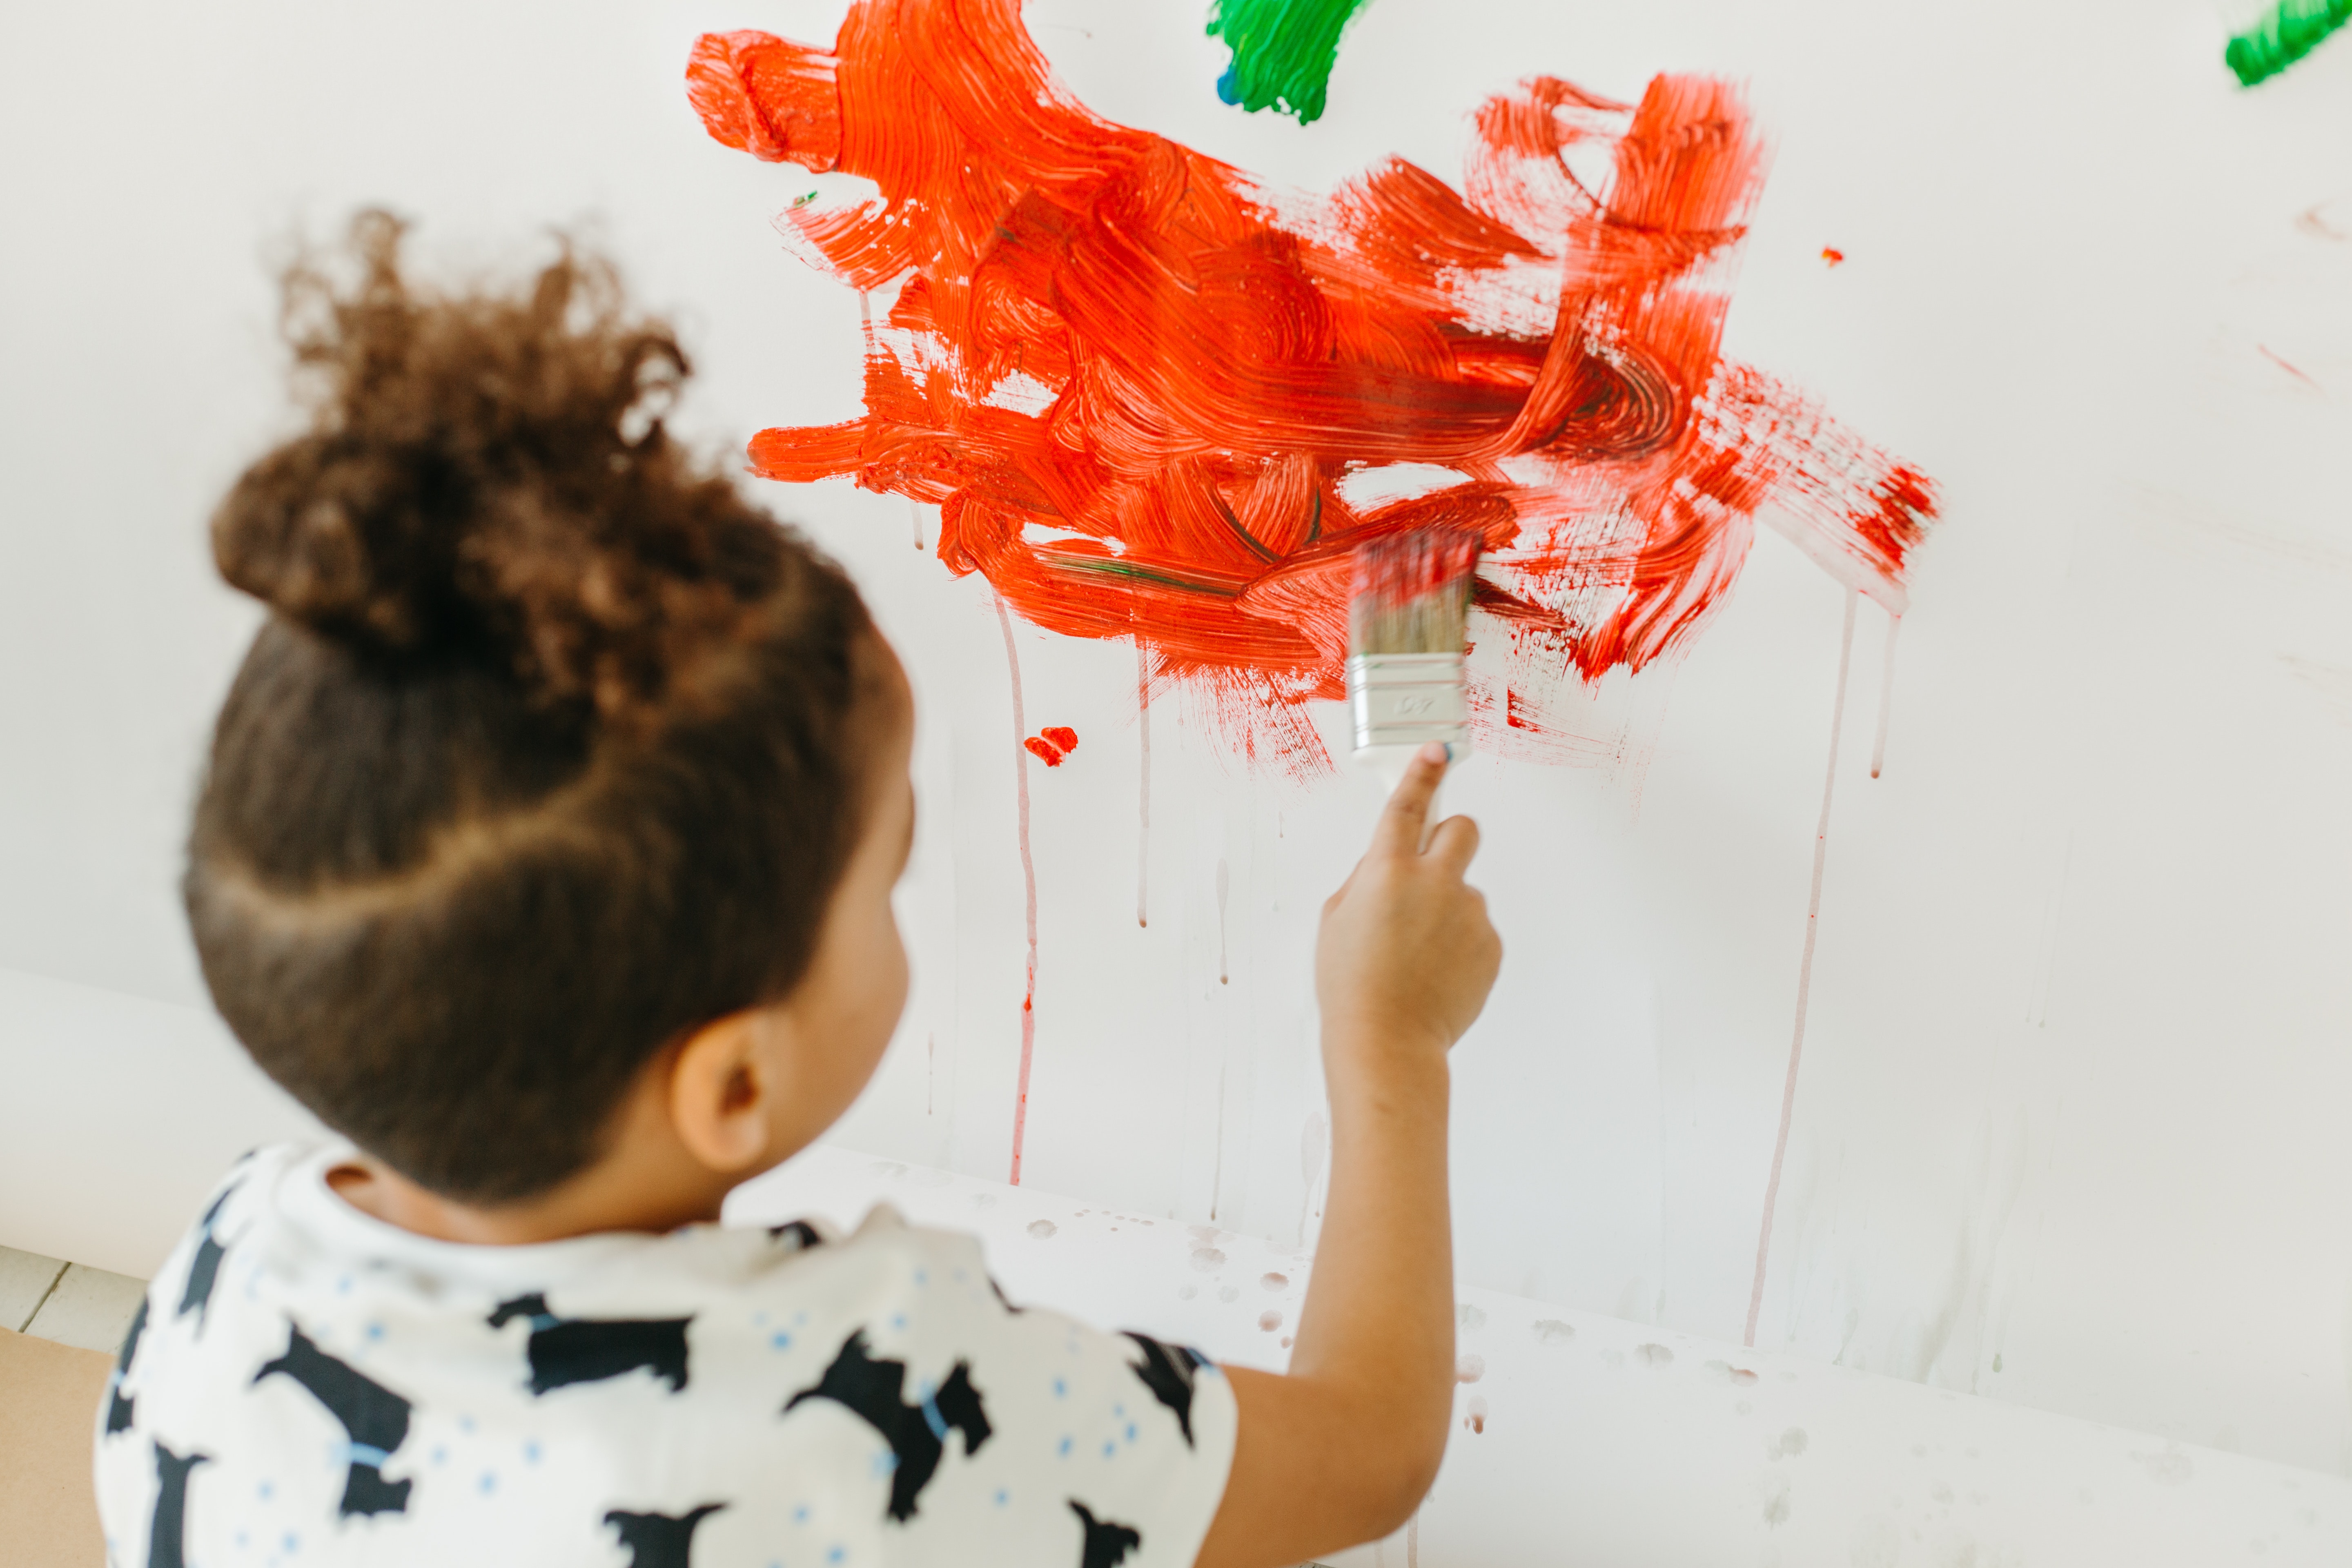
868, 1213, 1238, 1568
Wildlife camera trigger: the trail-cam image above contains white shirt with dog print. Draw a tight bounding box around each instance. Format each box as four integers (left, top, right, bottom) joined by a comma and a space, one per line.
92, 1145, 1236, 1568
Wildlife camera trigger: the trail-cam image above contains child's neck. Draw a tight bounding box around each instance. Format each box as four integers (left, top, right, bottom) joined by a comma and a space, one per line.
325, 1130, 738, 1245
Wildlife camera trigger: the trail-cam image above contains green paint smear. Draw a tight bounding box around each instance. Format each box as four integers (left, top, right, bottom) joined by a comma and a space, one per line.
1206, 0, 1375, 125
2226, 0, 2351, 85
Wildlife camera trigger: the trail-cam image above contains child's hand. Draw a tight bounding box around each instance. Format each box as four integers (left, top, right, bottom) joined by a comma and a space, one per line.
1315, 744, 1502, 1071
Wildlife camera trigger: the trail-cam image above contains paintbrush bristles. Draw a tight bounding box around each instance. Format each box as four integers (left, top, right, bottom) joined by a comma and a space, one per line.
1348, 528, 1480, 656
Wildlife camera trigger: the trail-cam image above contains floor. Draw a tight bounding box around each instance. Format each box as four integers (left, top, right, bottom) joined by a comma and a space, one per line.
0, 1245, 149, 1568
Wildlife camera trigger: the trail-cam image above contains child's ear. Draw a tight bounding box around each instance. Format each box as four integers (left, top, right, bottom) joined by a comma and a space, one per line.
666, 1010, 780, 1173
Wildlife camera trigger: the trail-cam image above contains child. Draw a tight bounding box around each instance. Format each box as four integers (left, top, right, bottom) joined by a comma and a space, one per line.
93, 214, 1501, 1568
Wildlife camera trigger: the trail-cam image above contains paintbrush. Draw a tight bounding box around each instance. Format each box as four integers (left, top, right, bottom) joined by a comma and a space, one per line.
1346, 527, 1479, 799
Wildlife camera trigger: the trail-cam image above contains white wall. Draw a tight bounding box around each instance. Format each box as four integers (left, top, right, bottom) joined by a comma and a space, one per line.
2, 0, 2348, 1477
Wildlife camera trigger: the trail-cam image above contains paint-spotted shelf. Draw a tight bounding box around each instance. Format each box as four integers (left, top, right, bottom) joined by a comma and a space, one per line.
733, 1145, 2352, 1568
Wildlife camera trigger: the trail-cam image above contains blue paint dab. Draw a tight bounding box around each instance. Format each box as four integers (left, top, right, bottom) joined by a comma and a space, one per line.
772, 1331, 793, 1350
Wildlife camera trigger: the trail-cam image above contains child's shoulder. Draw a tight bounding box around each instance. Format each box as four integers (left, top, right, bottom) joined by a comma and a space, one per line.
99, 1146, 1236, 1568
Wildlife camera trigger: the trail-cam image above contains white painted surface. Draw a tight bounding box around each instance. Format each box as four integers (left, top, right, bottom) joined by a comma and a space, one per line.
0, 968, 322, 1277
738, 1145, 2352, 1567
2, 0, 2349, 1480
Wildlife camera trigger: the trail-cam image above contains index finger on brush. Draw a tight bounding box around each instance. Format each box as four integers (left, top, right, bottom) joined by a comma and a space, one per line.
1374, 743, 1450, 857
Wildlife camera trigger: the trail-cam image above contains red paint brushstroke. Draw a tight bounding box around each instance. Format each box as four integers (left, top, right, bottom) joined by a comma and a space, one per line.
688, 2, 1940, 771
1820, 247, 1844, 266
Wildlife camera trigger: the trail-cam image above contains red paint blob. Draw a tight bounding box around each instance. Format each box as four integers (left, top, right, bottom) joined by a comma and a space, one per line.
1023, 735, 1064, 766
688, 1, 1938, 771
1820, 246, 1845, 266
1040, 726, 1078, 753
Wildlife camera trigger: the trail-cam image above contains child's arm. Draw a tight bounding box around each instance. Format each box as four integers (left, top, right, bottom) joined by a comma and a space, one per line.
1194, 744, 1503, 1568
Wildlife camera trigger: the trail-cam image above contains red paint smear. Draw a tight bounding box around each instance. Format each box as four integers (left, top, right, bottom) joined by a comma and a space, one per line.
1041, 725, 1078, 753
688, 1, 1940, 771
1023, 735, 1063, 766
1820, 247, 1844, 266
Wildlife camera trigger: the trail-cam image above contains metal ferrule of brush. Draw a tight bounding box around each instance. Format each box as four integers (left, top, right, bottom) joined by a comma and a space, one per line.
1348, 651, 1470, 758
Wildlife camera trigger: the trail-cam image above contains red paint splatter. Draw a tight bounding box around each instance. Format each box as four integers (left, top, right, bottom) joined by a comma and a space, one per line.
688, 2, 1938, 770
1820, 246, 1844, 266
1023, 726, 1079, 765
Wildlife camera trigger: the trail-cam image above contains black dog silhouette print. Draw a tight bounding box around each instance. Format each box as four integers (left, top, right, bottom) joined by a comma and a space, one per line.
1121, 1332, 1211, 1448
252, 1321, 415, 1516
176, 1184, 237, 1329
104, 1296, 149, 1437
488, 1292, 693, 1395
605, 1503, 726, 1568
785, 1329, 991, 1521
1069, 1499, 1142, 1568
147, 1441, 207, 1568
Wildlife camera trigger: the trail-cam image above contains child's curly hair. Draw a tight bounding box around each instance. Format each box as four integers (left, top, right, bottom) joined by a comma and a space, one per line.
186, 212, 879, 1203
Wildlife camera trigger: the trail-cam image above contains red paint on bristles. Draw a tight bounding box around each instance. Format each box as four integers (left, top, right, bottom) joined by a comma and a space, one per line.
1348, 528, 1481, 657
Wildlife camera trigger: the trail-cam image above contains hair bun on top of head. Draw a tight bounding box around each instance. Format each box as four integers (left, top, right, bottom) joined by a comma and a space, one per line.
211, 209, 779, 718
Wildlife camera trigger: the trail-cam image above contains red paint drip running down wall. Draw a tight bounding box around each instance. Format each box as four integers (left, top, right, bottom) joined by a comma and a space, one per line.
687, 0, 1939, 772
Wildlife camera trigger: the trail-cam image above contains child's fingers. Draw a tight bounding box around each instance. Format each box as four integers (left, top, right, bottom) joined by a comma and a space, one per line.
1372, 743, 1450, 857
1424, 813, 1481, 876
